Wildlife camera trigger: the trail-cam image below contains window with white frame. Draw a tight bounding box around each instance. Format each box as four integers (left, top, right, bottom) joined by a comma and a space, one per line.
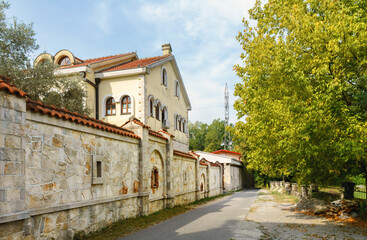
106, 97, 116, 116
121, 96, 131, 114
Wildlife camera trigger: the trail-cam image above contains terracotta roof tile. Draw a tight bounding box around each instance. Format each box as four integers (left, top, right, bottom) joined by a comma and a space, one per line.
211, 149, 241, 155
100, 55, 171, 72
173, 150, 197, 160
0, 76, 28, 98
190, 151, 200, 157
199, 159, 209, 166
149, 129, 168, 140
26, 99, 140, 139
209, 162, 221, 167
121, 118, 150, 129
60, 52, 134, 69
158, 129, 175, 138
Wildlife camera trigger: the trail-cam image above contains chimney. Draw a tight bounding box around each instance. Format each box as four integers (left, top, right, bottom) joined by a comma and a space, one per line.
162, 43, 172, 56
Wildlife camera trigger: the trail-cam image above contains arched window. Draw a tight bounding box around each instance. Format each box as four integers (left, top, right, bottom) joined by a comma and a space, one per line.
182, 120, 186, 133
178, 118, 182, 131
106, 97, 116, 116
149, 98, 154, 117
58, 56, 71, 66
121, 96, 131, 114
162, 67, 167, 87
175, 115, 178, 129
162, 108, 165, 123
155, 103, 160, 120
151, 166, 159, 188
175, 81, 180, 98
162, 107, 168, 123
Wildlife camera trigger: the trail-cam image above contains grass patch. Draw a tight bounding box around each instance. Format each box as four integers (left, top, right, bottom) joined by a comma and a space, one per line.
270, 192, 299, 204
259, 190, 299, 204
75, 192, 233, 240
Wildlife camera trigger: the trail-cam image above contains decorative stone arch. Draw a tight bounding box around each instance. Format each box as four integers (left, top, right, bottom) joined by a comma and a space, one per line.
34, 53, 53, 66
118, 92, 135, 116
161, 66, 168, 87
149, 148, 166, 196
101, 94, 119, 117
154, 99, 162, 109
148, 147, 165, 169
54, 49, 75, 66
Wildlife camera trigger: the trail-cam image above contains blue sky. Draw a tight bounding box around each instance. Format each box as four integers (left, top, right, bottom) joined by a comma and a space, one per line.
7, 0, 256, 124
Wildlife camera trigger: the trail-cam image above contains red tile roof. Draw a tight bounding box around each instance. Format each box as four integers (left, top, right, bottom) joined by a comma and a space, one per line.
199, 159, 208, 166
209, 162, 222, 167
158, 129, 175, 138
26, 99, 140, 139
199, 158, 221, 167
211, 149, 241, 155
0, 76, 28, 98
0, 75, 139, 140
149, 130, 168, 140
173, 150, 197, 160
100, 55, 171, 72
121, 118, 150, 129
60, 52, 134, 69
190, 151, 200, 157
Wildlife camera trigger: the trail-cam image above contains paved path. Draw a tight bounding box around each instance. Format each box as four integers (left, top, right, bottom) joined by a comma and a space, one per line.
120, 189, 260, 240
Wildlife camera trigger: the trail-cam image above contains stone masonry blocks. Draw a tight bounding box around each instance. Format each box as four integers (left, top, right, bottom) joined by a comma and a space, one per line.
0, 189, 5, 202
4, 135, 21, 149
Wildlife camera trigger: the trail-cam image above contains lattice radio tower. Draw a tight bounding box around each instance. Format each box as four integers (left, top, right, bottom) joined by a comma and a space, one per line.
224, 83, 230, 150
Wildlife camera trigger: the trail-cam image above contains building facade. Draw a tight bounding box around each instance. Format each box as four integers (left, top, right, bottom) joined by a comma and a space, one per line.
195, 151, 245, 191
0, 77, 222, 239
34, 44, 191, 152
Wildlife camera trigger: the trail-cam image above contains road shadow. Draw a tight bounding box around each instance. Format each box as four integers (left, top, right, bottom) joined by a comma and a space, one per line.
120, 189, 259, 240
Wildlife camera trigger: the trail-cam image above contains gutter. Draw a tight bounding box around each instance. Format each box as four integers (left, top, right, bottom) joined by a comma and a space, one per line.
81, 72, 101, 120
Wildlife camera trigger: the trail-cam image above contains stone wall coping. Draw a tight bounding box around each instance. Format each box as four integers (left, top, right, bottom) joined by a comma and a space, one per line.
149, 196, 165, 202
148, 136, 167, 144
0, 192, 139, 224
173, 190, 196, 197
27, 112, 139, 145
173, 156, 196, 163
0, 211, 29, 224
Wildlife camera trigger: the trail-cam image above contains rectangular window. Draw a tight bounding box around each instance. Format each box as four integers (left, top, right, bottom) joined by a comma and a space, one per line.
97, 161, 102, 178
92, 156, 104, 185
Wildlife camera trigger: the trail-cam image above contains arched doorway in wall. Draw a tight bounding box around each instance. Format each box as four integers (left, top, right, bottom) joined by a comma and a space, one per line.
200, 174, 206, 192
149, 149, 165, 214
149, 150, 165, 197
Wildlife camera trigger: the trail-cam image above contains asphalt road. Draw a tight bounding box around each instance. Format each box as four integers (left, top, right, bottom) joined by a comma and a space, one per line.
120, 189, 260, 240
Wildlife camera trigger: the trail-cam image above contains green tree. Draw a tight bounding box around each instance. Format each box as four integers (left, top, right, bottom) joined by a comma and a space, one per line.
204, 118, 226, 152
189, 119, 229, 152
189, 121, 208, 151
234, 0, 367, 185
0, 2, 90, 115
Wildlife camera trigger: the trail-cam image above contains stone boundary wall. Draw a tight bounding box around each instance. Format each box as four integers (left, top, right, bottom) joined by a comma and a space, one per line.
0, 89, 226, 239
